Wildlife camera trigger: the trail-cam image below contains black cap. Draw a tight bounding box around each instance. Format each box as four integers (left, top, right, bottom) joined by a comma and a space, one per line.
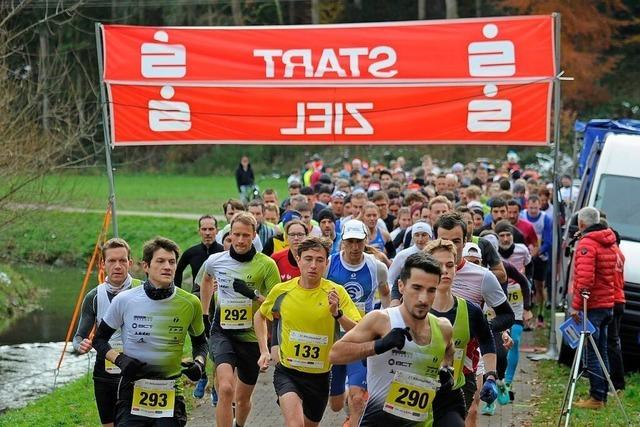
317, 208, 336, 223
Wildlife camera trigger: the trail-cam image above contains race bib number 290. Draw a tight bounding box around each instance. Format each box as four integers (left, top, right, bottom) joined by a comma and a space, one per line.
383, 370, 437, 422
131, 379, 175, 418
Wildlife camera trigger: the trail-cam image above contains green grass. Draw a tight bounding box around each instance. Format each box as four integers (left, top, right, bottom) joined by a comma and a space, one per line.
0, 373, 100, 427
1, 210, 198, 267
533, 360, 640, 426
6, 173, 289, 215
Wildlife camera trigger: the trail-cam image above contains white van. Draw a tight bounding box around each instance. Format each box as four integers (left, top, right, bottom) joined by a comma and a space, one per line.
586, 133, 640, 367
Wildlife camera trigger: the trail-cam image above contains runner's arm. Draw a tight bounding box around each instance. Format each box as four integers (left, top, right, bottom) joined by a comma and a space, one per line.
189, 300, 207, 364
479, 238, 507, 283
174, 249, 190, 288
468, 302, 497, 373
200, 273, 215, 315
254, 310, 270, 356
488, 300, 515, 333
438, 317, 455, 367
383, 230, 396, 258
72, 290, 97, 353
329, 310, 388, 365
376, 260, 391, 308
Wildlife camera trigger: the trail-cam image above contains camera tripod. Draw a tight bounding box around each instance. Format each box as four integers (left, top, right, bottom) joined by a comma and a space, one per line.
557, 291, 629, 426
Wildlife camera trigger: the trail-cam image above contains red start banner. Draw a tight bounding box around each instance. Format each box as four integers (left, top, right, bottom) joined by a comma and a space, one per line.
99, 16, 556, 146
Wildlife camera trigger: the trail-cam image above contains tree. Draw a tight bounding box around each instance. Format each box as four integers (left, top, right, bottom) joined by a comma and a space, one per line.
0, 2, 97, 231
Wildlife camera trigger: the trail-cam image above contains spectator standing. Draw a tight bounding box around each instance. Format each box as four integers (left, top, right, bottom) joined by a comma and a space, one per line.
235, 155, 255, 204
572, 207, 617, 410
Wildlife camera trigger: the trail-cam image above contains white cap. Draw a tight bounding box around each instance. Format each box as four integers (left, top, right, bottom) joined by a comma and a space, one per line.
411, 221, 433, 239
342, 219, 368, 240
462, 242, 482, 259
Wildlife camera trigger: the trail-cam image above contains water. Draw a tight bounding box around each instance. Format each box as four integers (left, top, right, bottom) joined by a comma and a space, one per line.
0, 265, 98, 412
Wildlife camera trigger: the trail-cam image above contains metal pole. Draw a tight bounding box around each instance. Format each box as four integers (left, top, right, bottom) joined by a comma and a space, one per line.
530, 12, 561, 361
95, 23, 119, 237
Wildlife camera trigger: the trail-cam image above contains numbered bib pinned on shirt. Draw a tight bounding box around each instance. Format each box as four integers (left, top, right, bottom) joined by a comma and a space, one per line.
383, 370, 437, 421
452, 348, 464, 385
220, 297, 253, 329
131, 379, 176, 418
508, 287, 523, 307
286, 330, 329, 371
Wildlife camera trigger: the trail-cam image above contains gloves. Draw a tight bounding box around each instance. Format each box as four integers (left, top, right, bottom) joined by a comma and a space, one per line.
181, 359, 205, 382
479, 377, 498, 404
233, 278, 256, 300
203, 314, 211, 338
114, 353, 146, 379
438, 366, 455, 392
374, 327, 412, 354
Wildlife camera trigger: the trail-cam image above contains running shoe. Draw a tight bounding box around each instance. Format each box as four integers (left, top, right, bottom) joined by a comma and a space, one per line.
497, 380, 510, 405
481, 402, 496, 416
193, 376, 208, 399
211, 389, 219, 407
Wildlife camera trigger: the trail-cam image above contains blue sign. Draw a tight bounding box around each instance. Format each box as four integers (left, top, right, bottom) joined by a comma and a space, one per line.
559, 315, 596, 349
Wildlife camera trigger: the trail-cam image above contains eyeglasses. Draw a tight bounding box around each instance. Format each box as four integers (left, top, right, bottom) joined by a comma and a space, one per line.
288, 233, 307, 239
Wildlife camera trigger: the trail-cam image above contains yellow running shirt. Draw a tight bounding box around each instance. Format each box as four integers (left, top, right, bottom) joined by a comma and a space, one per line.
259, 277, 361, 374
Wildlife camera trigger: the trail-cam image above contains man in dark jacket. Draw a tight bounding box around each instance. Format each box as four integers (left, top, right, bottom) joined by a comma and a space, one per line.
571, 207, 617, 409
235, 155, 255, 203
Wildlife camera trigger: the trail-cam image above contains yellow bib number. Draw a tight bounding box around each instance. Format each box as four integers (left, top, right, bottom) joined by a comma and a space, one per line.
384, 370, 437, 421
220, 298, 253, 329
131, 379, 175, 418
508, 288, 523, 307
286, 330, 328, 371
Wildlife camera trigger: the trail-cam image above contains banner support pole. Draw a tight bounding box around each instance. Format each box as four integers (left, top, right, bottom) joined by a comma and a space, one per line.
95, 23, 119, 237
530, 12, 561, 362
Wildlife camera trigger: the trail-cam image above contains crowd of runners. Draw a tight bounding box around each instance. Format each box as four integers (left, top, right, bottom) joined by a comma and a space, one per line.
73, 152, 583, 427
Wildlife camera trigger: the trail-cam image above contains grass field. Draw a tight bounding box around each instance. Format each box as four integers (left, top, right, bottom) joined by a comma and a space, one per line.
1, 210, 198, 266
6, 173, 289, 215
533, 361, 640, 426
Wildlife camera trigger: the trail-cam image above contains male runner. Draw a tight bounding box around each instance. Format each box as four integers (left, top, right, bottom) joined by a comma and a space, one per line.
93, 237, 207, 427
326, 219, 390, 426
73, 238, 141, 427
330, 252, 465, 426
388, 221, 432, 291
200, 212, 281, 427
255, 236, 362, 427
174, 215, 224, 400
425, 239, 499, 416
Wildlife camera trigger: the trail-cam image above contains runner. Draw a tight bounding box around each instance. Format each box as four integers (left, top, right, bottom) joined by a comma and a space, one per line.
493, 221, 533, 406
388, 221, 433, 296
93, 237, 207, 427
73, 238, 141, 427
200, 212, 281, 427
429, 213, 514, 425
330, 252, 465, 427
272, 220, 309, 281
174, 215, 224, 401
326, 219, 391, 426
362, 202, 395, 258
254, 236, 362, 427
425, 239, 498, 417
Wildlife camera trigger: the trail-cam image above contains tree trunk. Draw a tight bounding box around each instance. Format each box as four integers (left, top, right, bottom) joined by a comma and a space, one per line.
475, 0, 482, 17
311, 0, 320, 24
418, 0, 426, 20
445, 0, 458, 19
38, 25, 49, 132
231, 0, 243, 25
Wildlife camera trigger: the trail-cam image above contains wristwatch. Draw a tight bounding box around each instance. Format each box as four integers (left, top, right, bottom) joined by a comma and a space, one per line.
253, 289, 261, 300
332, 309, 343, 320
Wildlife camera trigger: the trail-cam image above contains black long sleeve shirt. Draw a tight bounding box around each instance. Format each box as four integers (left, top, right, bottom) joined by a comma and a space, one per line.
175, 241, 224, 292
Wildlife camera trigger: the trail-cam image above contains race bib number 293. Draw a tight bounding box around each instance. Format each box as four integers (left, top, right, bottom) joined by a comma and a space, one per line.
131, 379, 175, 418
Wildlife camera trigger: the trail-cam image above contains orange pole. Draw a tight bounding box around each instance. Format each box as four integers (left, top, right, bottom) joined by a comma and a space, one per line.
55, 205, 112, 371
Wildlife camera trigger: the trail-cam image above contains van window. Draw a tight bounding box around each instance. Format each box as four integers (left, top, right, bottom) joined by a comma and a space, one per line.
594, 174, 640, 242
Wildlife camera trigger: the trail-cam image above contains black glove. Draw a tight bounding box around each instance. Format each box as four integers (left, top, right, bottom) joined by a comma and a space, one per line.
233, 278, 256, 300
203, 314, 211, 338
114, 353, 146, 379
181, 359, 205, 382
374, 327, 412, 354
438, 366, 455, 392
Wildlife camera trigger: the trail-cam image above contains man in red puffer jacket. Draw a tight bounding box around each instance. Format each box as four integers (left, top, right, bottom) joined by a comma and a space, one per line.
571, 207, 617, 409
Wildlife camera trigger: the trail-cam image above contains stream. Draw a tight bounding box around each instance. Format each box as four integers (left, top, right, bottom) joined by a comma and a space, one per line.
0, 266, 96, 412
